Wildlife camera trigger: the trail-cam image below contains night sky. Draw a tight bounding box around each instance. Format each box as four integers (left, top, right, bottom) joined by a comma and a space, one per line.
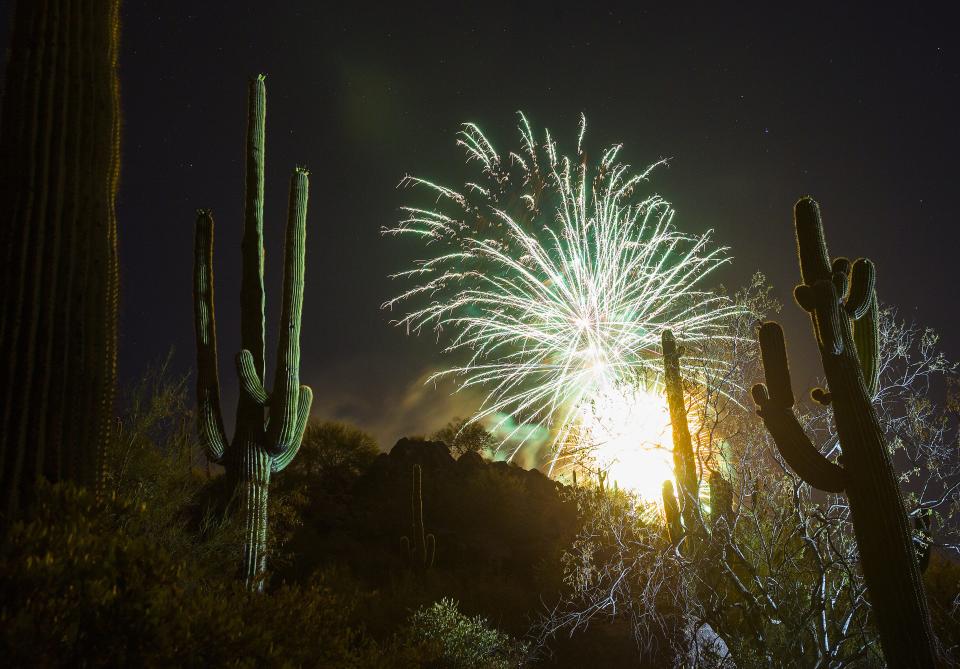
3, 3, 957, 448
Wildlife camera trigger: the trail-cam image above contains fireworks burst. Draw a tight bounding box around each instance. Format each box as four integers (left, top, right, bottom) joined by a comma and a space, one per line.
384, 113, 742, 493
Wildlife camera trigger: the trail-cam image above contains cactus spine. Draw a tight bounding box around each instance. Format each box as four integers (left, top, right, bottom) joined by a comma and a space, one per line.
752, 197, 937, 666
0, 0, 121, 522
401, 464, 436, 571
193, 75, 312, 589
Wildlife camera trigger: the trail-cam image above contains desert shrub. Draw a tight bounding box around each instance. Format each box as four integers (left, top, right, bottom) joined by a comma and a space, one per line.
102, 357, 241, 574
286, 421, 381, 488
399, 597, 528, 668
0, 482, 385, 668
270, 420, 381, 578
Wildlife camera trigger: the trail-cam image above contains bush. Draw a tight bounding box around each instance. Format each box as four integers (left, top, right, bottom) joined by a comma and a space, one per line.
399, 598, 528, 668
0, 482, 385, 668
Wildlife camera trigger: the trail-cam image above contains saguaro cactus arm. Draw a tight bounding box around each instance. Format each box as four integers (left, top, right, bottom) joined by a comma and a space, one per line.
240, 74, 268, 381
236, 350, 269, 406
193, 210, 228, 463
752, 322, 845, 493
271, 386, 313, 473
852, 292, 880, 397
266, 169, 310, 455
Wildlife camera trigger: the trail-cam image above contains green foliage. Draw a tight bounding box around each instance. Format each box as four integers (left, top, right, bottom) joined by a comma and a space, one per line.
432, 418, 496, 458
292, 421, 381, 485
0, 482, 384, 668
269, 420, 380, 575
100, 357, 240, 565
327, 439, 577, 642
400, 598, 528, 669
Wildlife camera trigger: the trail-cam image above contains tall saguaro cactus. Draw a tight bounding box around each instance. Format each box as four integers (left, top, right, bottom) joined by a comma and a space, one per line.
752, 197, 937, 666
661, 330, 702, 544
193, 76, 313, 589
0, 0, 122, 522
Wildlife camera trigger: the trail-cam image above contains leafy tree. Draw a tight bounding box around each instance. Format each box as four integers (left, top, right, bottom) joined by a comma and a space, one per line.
287, 420, 381, 487
432, 418, 496, 458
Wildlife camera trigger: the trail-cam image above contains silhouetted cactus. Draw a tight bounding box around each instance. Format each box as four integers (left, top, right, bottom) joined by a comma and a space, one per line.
596, 467, 608, 492
662, 480, 683, 544
752, 197, 937, 667
708, 471, 733, 528
193, 75, 312, 589
662, 330, 702, 542
401, 464, 436, 571
0, 0, 122, 522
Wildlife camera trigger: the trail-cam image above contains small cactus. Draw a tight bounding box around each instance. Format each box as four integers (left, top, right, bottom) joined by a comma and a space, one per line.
662, 480, 683, 544
708, 471, 733, 529
401, 464, 436, 571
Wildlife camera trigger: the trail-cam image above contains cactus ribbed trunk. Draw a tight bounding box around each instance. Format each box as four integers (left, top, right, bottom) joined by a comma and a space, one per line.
193, 76, 312, 589
753, 197, 938, 667
236, 443, 272, 585
829, 325, 935, 667
0, 0, 121, 523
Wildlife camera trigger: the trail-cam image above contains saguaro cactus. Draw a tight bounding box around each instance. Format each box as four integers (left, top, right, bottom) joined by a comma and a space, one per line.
0, 0, 122, 522
193, 75, 312, 589
400, 464, 436, 571
662, 330, 702, 542
662, 480, 683, 544
708, 471, 732, 529
752, 197, 937, 666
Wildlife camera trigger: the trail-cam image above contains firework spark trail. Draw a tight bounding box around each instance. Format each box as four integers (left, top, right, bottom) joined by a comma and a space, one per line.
384, 113, 744, 475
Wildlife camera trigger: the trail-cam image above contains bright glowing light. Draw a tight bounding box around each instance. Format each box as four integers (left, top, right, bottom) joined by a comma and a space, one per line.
384, 113, 742, 488
580, 386, 677, 501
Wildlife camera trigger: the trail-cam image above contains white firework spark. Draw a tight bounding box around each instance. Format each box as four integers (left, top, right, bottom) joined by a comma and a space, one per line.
383, 113, 743, 476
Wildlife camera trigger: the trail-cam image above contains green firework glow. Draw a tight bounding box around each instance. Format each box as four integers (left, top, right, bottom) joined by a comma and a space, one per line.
384, 114, 742, 478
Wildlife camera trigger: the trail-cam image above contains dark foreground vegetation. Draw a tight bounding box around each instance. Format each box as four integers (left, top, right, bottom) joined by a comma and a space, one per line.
1, 362, 958, 668
0, 367, 637, 667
